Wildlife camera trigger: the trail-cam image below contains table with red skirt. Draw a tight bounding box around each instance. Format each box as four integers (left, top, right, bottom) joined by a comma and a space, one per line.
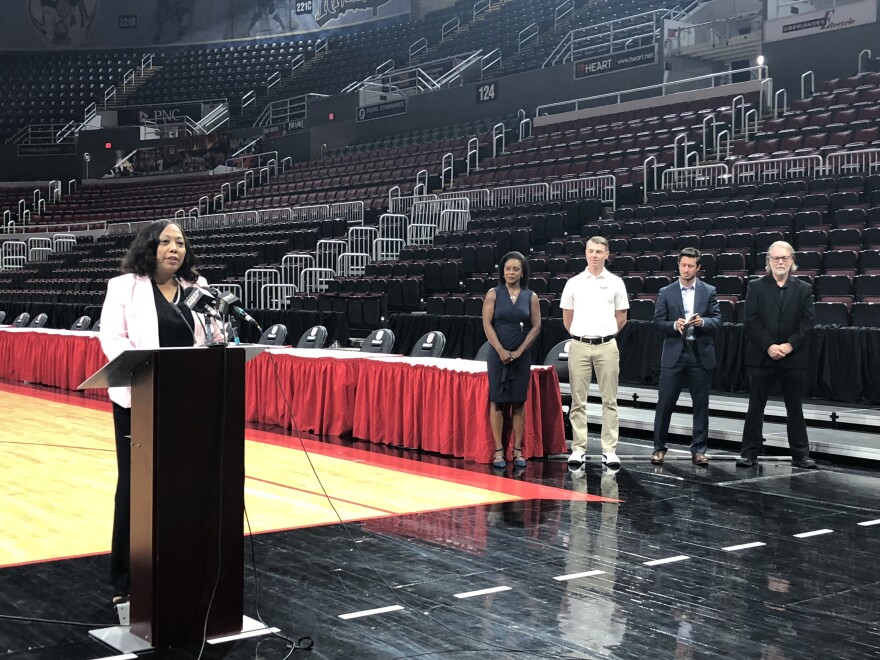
0, 330, 567, 464
247, 349, 567, 463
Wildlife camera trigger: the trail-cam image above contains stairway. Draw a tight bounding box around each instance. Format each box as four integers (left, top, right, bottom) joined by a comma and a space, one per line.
102, 65, 162, 110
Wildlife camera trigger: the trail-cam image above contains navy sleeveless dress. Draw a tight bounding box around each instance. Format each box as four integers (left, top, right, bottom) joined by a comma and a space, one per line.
487, 286, 534, 403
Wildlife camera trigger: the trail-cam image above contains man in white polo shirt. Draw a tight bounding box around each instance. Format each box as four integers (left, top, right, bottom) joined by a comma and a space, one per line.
560, 236, 629, 469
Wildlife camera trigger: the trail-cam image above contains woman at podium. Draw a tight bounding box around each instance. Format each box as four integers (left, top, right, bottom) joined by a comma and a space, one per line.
98, 220, 223, 605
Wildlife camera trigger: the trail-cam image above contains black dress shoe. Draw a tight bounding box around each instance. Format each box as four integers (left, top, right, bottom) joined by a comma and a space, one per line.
736, 456, 758, 467
650, 449, 667, 465
692, 453, 709, 466
791, 456, 818, 469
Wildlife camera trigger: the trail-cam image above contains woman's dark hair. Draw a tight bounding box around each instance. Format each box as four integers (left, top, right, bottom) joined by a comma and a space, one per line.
497, 251, 529, 288
121, 220, 199, 281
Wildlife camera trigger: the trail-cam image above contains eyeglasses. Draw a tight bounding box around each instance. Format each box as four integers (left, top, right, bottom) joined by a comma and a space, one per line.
769, 255, 792, 262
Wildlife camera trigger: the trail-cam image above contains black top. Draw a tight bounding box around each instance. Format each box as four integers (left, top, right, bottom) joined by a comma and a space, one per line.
152, 281, 195, 348
744, 274, 815, 369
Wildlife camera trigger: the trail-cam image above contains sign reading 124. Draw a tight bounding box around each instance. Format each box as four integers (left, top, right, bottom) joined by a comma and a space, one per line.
476, 82, 498, 103
295, 0, 313, 14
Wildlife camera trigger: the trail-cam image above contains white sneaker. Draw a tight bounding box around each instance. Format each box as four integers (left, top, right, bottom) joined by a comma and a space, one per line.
602, 451, 621, 468
567, 449, 586, 467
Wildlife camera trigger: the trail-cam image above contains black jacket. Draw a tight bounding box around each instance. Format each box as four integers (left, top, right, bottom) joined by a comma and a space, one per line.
744, 274, 815, 369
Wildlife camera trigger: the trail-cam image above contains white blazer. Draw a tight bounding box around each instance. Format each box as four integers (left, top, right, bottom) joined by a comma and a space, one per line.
99, 273, 224, 408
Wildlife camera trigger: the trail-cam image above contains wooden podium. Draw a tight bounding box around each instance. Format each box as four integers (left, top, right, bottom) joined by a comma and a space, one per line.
81, 345, 265, 651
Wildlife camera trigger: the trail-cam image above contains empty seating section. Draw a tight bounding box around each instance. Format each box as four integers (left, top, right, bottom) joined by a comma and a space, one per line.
0, 51, 142, 139
6, 19, 880, 331
25, 172, 243, 229
0, 0, 677, 137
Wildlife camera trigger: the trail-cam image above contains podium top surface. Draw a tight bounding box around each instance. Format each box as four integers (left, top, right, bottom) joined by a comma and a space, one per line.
79, 344, 267, 390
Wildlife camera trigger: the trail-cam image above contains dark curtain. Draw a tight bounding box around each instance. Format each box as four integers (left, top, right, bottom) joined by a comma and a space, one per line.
387, 315, 880, 404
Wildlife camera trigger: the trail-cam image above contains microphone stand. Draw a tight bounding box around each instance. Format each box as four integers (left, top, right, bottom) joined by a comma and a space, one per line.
203, 314, 227, 347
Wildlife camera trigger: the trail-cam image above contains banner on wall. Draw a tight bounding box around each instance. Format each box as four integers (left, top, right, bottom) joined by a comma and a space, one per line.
356, 98, 406, 122
3, 0, 411, 49
573, 45, 656, 80
117, 103, 206, 126
764, 0, 878, 42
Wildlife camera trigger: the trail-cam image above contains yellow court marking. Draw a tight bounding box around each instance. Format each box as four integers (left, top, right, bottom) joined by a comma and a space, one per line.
0, 390, 519, 567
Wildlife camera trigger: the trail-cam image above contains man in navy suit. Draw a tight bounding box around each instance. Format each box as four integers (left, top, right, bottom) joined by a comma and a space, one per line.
651, 248, 722, 466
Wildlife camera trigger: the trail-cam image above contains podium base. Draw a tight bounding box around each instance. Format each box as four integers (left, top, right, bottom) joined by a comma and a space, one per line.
89, 615, 277, 654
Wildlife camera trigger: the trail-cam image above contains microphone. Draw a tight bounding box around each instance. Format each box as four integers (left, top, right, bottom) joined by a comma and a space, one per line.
208, 287, 263, 333
183, 286, 222, 320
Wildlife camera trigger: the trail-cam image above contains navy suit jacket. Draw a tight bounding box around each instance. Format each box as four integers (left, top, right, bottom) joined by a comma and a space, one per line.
653, 278, 722, 369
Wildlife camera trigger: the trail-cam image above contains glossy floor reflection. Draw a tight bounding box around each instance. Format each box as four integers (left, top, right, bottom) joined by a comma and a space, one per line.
1, 430, 879, 659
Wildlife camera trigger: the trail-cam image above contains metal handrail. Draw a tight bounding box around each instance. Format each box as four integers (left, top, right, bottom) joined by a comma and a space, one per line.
122, 68, 135, 93
716, 130, 731, 161
442, 17, 460, 41
859, 49, 872, 74
103, 85, 116, 108
492, 122, 505, 158
409, 37, 428, 63
643, 155, 658, 204
744, 108, 758, 141
315, 36, 328, 55
674, 133, 689, 169
701, 114, 716, 162
801, 71, 814, 99
242, 90, 256, 109
481, 49, 501, 78
267, 71, 281, 90
536, 65, 768, 116
474, 0, 491, 20
518, 23, 538, 54
555, 0, 573, 27
759, 77, 772, 116
467, 138, 480, 174
140, 53, 153, 75
774, 89, 787, 119
544, 8, 676, 68
376, 59, 394, 76
441, 153, 454, 189
731, 94, 745, 137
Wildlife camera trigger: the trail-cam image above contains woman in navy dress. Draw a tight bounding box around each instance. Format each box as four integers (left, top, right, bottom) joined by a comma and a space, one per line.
482, 251, 542, 469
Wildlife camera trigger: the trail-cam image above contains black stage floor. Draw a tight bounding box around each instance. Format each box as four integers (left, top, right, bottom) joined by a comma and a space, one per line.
2, 432, 879, 660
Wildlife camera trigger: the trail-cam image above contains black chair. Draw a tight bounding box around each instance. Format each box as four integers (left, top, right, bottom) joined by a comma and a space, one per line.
29, 313, 48, 328
91, 318, 101, 332
409, 331, 446, 358
257, 323, 288, 346
70, 315, 91, 331
12, 312, 30, 327
296, 324, 328, 349
359, 329, 395, 354
474, 340, 494, 361
543, 339, 572, 384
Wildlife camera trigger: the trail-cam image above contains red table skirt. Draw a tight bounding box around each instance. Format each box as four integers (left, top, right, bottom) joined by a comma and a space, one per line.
0, 329, 108, 396
246, 352, 566, 464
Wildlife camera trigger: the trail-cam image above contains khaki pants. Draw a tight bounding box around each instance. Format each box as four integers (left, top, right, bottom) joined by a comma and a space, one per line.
568, 338, 619, 453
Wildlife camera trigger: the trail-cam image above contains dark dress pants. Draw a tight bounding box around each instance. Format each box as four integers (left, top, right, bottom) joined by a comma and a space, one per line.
653, 343, 709, 455
741, 366, 810, 459
111, 403, 131, 595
